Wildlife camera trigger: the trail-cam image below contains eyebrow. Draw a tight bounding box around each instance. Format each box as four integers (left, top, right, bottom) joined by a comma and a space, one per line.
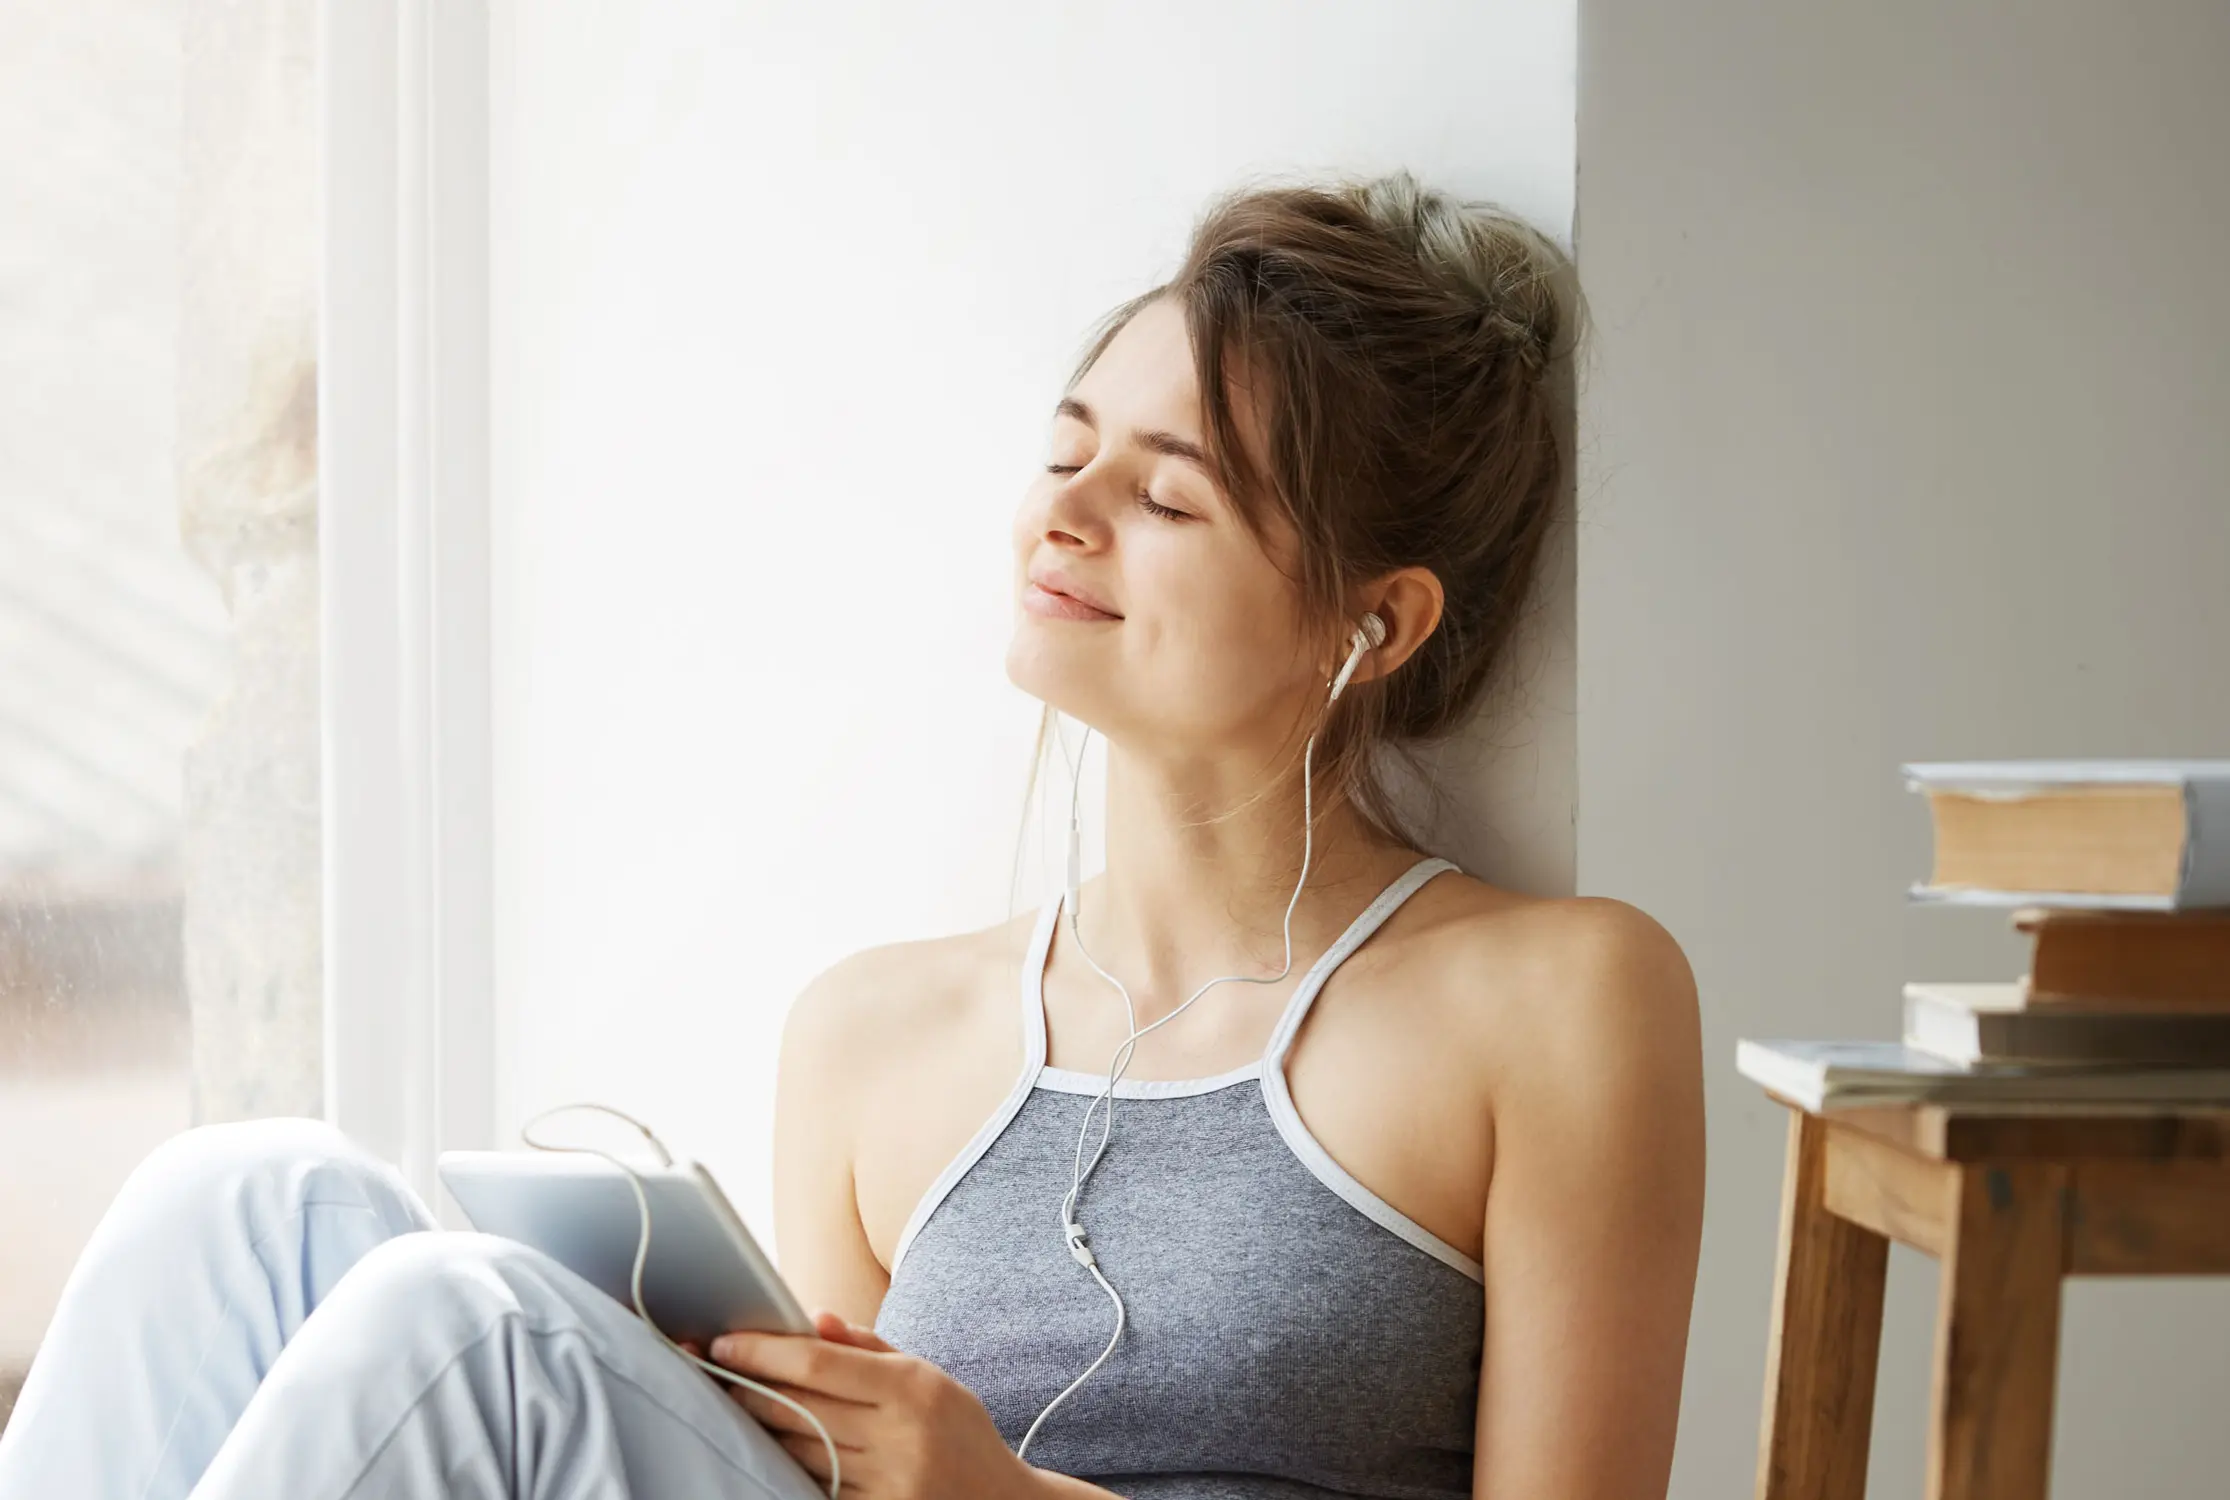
1055, 396, 1218, 479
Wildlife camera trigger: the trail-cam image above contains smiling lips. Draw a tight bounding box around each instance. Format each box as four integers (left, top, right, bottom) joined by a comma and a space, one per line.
1024, 569, 1122, 622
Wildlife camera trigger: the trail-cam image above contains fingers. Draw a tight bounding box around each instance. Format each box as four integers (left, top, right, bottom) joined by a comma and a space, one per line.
811, 1309, 897, 1353
775, 1429, 837, 1482
727, 1381, 870, 1450
710, 1330, 893, 1403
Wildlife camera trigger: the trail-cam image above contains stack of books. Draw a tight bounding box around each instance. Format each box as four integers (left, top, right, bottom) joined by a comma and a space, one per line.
1739, 759, 2230, 1112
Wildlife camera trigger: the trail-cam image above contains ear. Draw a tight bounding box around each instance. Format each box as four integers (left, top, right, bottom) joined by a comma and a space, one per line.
1349, 567, 1444, 687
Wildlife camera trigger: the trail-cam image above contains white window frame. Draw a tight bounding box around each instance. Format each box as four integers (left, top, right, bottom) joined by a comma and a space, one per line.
319, 0, 494, 1214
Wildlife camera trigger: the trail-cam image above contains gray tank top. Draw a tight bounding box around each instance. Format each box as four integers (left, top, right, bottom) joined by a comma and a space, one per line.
875, 856, 1482, 1498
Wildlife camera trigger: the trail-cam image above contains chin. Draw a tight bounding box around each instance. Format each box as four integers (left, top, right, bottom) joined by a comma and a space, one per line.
1004, 623, 1105, 726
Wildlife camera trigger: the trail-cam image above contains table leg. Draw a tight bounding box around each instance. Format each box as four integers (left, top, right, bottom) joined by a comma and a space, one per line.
1758, 1112, 1890, 1500
1927, 1164, 2067, 1500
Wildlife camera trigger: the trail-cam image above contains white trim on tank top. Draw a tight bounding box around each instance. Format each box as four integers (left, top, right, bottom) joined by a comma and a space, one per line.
1257, 855, 1484, 1283
1031, 1060, 1262, 1098
886, 855, 1483, 1285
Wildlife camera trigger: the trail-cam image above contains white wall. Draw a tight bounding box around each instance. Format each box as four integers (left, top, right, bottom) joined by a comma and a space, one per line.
489, 0, 1576, 1239
1576, 2, 2230, 1495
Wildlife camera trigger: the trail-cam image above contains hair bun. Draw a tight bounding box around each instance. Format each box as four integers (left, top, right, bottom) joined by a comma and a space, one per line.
1343, 169, 1565, 373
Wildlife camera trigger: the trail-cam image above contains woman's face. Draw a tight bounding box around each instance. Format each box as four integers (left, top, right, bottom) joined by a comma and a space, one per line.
1006, 297, 1325, 758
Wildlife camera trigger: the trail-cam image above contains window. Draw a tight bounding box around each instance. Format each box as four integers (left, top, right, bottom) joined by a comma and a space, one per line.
0, 0, 320, 1429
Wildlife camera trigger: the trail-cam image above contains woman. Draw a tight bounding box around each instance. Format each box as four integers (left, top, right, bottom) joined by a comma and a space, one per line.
0, 171, 1703, 1500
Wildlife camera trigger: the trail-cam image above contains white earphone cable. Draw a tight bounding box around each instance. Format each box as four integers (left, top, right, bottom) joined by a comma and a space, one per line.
1019, 617, 1373, 1462
1016, 729, 1319, 1462
518, 1103, 842, 1499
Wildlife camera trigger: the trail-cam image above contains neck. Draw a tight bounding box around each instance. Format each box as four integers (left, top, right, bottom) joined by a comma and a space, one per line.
1070, 729, 1415, 1023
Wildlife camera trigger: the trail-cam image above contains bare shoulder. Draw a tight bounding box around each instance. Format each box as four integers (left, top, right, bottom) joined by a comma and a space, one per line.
780, 909, 1040, 1087
775, 909, 1047, 1283
1404, 877, 1701, 1099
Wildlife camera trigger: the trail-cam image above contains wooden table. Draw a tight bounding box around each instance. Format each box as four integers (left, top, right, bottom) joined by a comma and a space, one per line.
1755, 1098, 2230, 1500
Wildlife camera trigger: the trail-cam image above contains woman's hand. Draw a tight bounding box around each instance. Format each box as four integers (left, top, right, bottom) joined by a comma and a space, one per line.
708, 1311, 1046, 1499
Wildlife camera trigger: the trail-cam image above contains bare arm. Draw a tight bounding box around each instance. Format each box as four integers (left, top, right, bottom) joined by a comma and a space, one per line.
1472, 900, 1706, 1499
771, 957, 894, 1328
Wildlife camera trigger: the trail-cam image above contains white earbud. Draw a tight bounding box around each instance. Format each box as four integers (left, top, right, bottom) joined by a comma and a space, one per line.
1327, 611, 1388, 703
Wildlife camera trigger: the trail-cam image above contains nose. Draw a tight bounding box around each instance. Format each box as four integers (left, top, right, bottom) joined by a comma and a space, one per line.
1036, 466, 1106, 550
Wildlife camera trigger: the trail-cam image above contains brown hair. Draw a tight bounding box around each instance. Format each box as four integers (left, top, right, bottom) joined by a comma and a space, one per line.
1024, 168, 1585, 862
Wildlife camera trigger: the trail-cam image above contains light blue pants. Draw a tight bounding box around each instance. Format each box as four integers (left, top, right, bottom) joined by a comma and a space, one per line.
0, 1118, 825, 1500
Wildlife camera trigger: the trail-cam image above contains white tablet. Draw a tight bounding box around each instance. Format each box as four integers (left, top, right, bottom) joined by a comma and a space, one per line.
437, 1150, 814, 1344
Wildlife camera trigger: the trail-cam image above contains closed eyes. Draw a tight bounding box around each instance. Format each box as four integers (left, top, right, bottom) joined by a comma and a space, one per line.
1043, 463, 1194, 522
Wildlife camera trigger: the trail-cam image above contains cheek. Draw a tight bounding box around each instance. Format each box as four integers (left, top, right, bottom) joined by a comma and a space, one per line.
1132, 537, 1306, 706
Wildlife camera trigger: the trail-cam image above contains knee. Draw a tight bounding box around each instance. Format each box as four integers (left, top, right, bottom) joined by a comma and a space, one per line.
270, 1234, 639, 1424
118, 1117, 422, 1238
139, 1117, 356, 1184
332, 1232, 586, 1340
128, 1117, 360, 1206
